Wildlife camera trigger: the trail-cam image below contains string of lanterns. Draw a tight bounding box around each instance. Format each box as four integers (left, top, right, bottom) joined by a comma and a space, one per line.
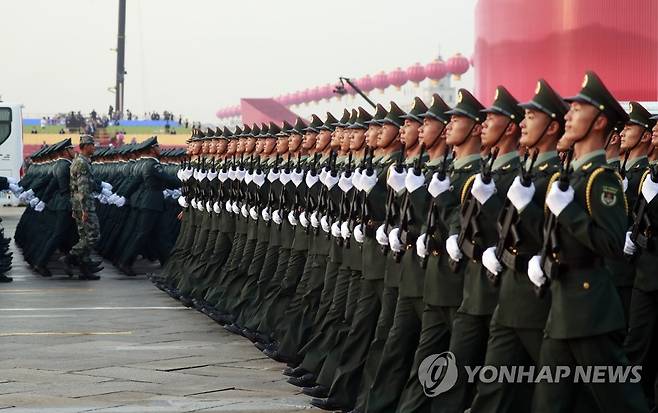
216, 53, 470, 119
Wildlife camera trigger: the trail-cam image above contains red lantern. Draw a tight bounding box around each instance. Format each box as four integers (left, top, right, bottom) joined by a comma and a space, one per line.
320, 84, 334, 100
215, 109, 223, 118
311, 86, 323, 102
406, 63, 426, 84
425, 59, 447, 81
387, 67, 408, 89
373, 71, 389, 91
357, 75, 374, 92
446, 53, 470, 79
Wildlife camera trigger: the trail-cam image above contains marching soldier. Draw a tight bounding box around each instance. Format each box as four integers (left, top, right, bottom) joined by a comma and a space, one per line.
529, 71, 647, 413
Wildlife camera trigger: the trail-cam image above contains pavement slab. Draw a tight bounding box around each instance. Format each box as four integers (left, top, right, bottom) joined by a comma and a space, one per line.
0, 207, 315, 412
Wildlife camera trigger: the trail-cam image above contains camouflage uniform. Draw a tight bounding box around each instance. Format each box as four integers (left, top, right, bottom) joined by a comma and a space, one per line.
70, 153, 100, 264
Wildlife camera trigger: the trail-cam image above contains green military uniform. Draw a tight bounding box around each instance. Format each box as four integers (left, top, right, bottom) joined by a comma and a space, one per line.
470, 79, 567, 413
533, 71, 647, 413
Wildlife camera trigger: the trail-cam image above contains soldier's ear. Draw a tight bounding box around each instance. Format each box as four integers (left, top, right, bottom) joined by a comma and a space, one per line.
641, 130, 652, 143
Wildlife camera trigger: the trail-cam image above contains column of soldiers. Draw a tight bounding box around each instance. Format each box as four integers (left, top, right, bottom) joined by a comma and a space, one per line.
155, 70, 658, 413
13, 136, 183, 279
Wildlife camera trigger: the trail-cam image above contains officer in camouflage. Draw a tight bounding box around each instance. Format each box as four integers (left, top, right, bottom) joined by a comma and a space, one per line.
69, 134, 102, 280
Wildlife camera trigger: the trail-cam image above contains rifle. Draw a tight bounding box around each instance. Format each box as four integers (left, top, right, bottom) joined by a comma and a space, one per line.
536, 148, 574, 297
487, 148, 538, 285
277, 153, 294, 230
394, 144, 425, 262
325, 151, 339, 239
626, 163, 658, 260
355, 146, 375, 242
304, 153, 320, 234
337, 152, 354, 246
619, 150, 631, 180
263, 153, 281, 227
381, 143, 406, 254
449, 147, 499, 272
421, 146, 452, 269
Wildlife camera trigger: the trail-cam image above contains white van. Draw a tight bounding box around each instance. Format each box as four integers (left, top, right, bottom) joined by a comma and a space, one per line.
0, 103, 24, 205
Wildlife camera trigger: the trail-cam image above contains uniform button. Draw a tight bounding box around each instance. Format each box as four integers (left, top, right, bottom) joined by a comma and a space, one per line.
432, 250, 439, 256
583, 281, 590, 290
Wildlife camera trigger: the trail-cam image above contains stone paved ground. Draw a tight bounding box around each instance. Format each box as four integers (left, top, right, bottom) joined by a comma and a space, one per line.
0, 207, 316, 412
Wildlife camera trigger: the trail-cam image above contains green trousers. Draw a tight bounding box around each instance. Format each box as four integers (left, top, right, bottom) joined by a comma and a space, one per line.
625, 288, 658, 406
533, 334, 648, 413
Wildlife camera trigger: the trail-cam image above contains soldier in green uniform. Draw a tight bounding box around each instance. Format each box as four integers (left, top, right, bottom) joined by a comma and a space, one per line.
69, 135, 102, 279
396, 93, 454, 412
624, 110, 658, 409
529, 71, 648, 413
614, 102, 654, 324
470, 79, 567, 413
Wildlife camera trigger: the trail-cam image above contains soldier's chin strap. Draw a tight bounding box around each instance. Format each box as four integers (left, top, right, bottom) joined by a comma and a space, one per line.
530, 118, 555, 152
581, 109, 603, 145
489, 118, 514, 153
457, 120, 478, 147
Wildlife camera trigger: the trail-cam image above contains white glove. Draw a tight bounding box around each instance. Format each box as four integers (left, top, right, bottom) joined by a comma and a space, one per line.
340, 221, 351, 239
446, 234, 462, 262
319, 167, 329, 185
101, 188, 112, 197
428, 173, 450, 198
471, 173, 496, 204
546, 182, 574, 217
244, 171, 253, 185
171, 189, 181, 199
228, 168, 237, 181
231, 201, 240, 214
191, 198, 197, 209
321, 215, 330, 232
115, 196, 126, 207
107, 193, 119, 204
331, 221, 342, 238
8, 183, 22, 194
29, 197, 40, 208
288, 210, 298, 226
252, 172, 265, 187
642, 175, 658, 203
249, 206, 258, 220
324, 172, 339, 189
352, 169, 363, 191
624, 231, 637, 255
361, 170, 378, 193
6, 177, 17, 185
19, 189, 34, 202
527, 255, 546, 287
338, 172, 354, 193
388, 227, 403, 252
178, 196, 188, 208
299, 211, 309, 227
507, 176, 535, 212
482, 246, 503, 275
225, 200, 232, 212
387, 165, 407, 193
206, 201, 212, 213
101, 181, 112, 191
261, 207, 271, 222
197, 200, 205, 211
198, 170, 208, 181
272, 209, 282, 224
34, 200, 46, 212
354, 224, 365, 243
213, 201, 221, 214
177, 169, 184, 180
311, 211, 320, 228
207, 170, 218, 181
235, 168, 246, 181
267, 169, 280, 183
375, 224, 389, 246
622, 177, 628, 193
279, 171, 291, 185
305, 172, 319, 189
291, 170, 304, 187
162, 190, 170, 199
416, 233, 428, 258
218, 170, 229, 182
241, 204, 248, 217
405, 170, 425, 193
